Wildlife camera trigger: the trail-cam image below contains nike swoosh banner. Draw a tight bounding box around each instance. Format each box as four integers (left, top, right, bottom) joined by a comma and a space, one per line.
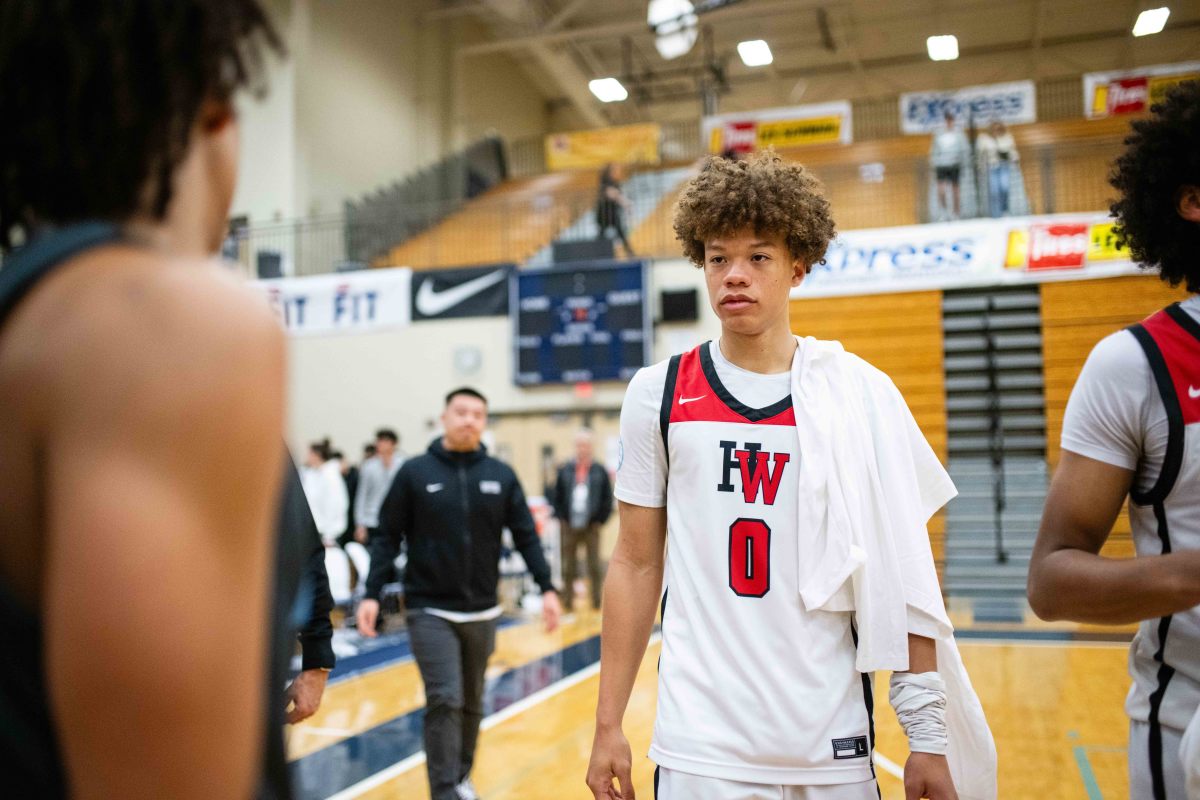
253, 267, 412, 337
411, 264, 515, 321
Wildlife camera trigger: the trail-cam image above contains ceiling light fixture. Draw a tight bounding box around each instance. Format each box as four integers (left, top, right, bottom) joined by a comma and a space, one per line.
589, 78, 629, 103
1132, 7, 1170, 36
737, 39, 774, 67
648, 0, 699, 60
926, 34, 959, 61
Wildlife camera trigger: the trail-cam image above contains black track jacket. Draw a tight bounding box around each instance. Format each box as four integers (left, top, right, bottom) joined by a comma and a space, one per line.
365, 439, 555, 611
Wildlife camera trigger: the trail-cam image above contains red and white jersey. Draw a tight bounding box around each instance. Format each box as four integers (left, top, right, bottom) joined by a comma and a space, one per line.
1063, 297, 1200, 733
615, 341, 874, 785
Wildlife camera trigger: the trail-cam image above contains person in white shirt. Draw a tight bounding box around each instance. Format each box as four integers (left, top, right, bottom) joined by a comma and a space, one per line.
300, 439, 349, 546
587, 150, 962, 800
929, 111, 973, 221
975, 121, 1027, 218
1029, 80, 1200, 800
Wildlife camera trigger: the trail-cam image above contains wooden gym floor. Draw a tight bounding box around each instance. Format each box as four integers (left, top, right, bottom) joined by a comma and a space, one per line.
287, 610, 1134, 800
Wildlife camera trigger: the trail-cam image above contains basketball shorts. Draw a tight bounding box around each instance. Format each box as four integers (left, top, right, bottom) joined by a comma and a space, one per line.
654, 767, 879, 800
1129, 719, 1187, 799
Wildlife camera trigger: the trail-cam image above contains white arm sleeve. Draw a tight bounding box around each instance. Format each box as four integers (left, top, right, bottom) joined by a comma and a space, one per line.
1060, 330, 1148, 471
613, 362, 669, 508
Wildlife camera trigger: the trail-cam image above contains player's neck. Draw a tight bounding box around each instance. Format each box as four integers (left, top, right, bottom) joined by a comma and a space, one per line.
717, 326, 796, 375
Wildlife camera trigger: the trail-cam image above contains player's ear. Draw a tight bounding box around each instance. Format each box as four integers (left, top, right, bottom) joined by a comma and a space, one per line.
791, 258, 807, 287
1177, 185, 1200, 224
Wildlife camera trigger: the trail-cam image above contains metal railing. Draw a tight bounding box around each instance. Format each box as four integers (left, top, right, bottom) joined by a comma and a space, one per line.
232, 132, 1127, 278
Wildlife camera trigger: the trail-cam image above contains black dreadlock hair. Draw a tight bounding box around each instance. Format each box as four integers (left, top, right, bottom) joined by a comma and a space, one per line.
0, 0, 282, 252
1109, 80, 1200, 293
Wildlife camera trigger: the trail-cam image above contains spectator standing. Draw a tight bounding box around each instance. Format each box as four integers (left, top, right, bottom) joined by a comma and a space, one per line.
300, 440, 349, 546
928, 110, 975, 220
976, 120, 1028, 218
357, 388, 561, 800
596, 162, 635, 257
551, 429, 613, 612
353, 429, 403, 545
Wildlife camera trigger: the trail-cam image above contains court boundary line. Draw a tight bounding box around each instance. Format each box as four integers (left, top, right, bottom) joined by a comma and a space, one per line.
324, 633, 661, 800
873, 751, 904, 780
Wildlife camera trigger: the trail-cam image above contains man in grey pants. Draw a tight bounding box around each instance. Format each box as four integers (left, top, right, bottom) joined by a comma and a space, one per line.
357, 388, 561, 800
550, 429, 613, 612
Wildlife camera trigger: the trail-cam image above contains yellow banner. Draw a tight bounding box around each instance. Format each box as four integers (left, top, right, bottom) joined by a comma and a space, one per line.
1087, 222, 1130, 262
754, 116, 844, 149
1149, 73, 1200, 105
1004, 229, 1028, 269
545, 124, 661, 171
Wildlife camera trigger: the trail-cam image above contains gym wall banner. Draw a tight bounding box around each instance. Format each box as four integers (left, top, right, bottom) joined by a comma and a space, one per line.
795, 213, 1141, 299
899, 80, 1036, 135
544, 123, 662, 171
254, 267, 412, 336
701, 101, 853, 155
1083, 62, 1200, 119
411, 264, 514, 321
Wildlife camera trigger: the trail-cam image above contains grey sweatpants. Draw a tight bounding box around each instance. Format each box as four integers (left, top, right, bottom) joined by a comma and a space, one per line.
407, 611, 497, 800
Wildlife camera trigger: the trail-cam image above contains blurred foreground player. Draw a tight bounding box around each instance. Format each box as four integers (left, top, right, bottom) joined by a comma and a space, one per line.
1029, 81, 1200, 800
0, 3, 333, 797
358, 388, 561, 800
587, 151, 995, 800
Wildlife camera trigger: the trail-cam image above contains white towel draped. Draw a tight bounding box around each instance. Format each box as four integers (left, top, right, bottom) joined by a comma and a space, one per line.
790, 336, 998, 800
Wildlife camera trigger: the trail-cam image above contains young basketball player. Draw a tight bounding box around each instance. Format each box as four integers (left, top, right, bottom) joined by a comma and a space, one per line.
586, 151, 969, 800
0, 3, 289, 797
1028, 80, 1200, 799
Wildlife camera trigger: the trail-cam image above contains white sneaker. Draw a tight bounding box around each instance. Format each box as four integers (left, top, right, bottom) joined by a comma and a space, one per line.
455, 778, 480, 800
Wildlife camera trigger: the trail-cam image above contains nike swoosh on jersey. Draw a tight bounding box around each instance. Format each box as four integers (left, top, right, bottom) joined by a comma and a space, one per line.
415, 269, 507, 317
426, 483, 444, 493
1190, 385, 1200, 399
678, 395, 706, 405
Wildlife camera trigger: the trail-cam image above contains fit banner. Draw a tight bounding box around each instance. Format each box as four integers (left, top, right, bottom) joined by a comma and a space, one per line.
255, 267, 412, 336
545, 123, 662, 171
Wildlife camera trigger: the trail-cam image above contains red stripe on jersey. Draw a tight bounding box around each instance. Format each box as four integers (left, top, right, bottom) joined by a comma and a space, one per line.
668, 345, 797, 426
1142, 308, 1200, 426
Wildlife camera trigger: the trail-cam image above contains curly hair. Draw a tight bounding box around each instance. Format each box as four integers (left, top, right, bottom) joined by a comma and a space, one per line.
1109, 80, 1200, 292
672, 149, 836, 270
0, 0, 281, 252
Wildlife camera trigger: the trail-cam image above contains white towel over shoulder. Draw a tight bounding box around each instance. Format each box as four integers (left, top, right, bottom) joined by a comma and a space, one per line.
790, 336, 997, 800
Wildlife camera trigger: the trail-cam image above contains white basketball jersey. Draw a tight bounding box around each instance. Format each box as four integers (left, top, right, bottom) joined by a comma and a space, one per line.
1125, 305, 1200, 741
647, 343, 874, 786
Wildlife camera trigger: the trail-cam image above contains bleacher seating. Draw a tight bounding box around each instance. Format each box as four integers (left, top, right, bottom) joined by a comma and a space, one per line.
362, 116, 1135, 271
374, 171, 597, 270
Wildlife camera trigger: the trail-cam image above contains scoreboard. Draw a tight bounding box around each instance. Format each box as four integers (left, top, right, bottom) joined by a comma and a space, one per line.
513, 260, 650, 386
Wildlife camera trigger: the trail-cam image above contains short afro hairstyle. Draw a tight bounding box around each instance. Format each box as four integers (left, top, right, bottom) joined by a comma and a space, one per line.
1109, 80, 1200, 293
0, 0, 281, 252
672, 149, 836, 271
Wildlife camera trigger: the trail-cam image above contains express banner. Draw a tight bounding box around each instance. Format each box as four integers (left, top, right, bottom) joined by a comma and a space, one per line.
797, 214, 1141, 298
545, 123, 662, 171
701, 101, 853, 154
1083, 62, 1200, 119
255, 267, 412, 336
899, 80, 1036, 134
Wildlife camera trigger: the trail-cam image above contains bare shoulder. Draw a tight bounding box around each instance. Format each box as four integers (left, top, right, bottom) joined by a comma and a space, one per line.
9, 246, 283, 430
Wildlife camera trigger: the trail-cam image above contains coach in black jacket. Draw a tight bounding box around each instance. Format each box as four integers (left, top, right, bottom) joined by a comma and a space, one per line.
357, 387, 560, 800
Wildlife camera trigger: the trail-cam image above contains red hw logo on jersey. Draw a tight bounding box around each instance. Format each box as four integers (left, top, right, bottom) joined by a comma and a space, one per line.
716, 440, 790, 505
